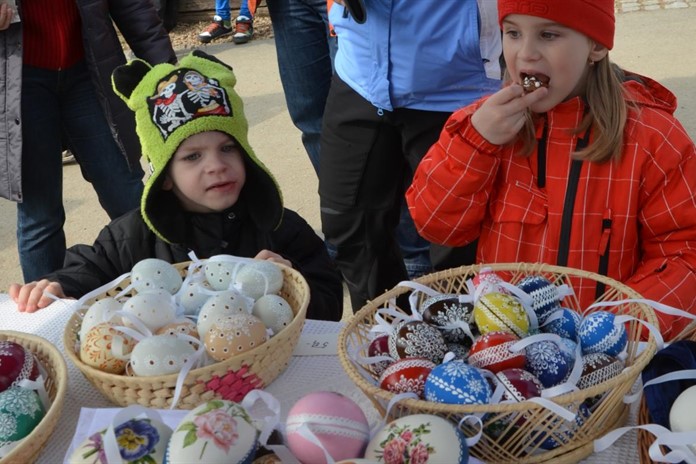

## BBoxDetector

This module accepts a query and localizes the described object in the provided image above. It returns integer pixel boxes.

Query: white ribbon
[369,305,411,335]
[17,375,50,412]
[240,389,282,446]
[457,415,484,447]
[168,334,206,409]
[624,369,696,404]
[594,424,696,463]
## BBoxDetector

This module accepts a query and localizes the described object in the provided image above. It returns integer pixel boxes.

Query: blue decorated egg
[424,360,491,405]
[388,320,447,364]
[542,307,582,341]
[473,292,529,338]
[579,311,627,357]
[525,340,571,388]
[517,275,562,324]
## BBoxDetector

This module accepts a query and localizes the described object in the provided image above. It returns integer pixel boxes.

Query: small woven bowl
[0,331,68,464]
[338,262,659,464]
[63,261,309,409]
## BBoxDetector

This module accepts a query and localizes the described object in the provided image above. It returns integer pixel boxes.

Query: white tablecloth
[0,295,641,463]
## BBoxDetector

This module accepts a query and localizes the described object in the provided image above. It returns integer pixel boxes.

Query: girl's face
[502,14,608,113]
[163,131,246,213]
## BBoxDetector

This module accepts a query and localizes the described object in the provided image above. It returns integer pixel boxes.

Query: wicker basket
[0,331,68,464]
[63,262,309,409]
[338,263,659,464]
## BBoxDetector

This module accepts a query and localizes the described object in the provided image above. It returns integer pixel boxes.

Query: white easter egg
[131,258,182,294]
[252,294,294,335]
[204,255,247,291]
[233,261,283,300]
[177,280,213,316]
[197,290,253,337]
[121,291,176,333]
[79,297,123,341]
[129,335,196,377]
[670,385,696,453]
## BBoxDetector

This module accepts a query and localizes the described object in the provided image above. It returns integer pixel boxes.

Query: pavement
[1,6,695,320]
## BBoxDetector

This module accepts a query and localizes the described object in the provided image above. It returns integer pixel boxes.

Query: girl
[406,0,696,340]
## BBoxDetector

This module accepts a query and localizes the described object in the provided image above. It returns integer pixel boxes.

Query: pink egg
[286,391,370,464]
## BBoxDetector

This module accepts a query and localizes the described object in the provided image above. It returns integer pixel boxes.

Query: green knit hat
[112,50,283,243]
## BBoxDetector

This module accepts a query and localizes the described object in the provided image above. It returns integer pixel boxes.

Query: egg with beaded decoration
[130,258,183,294]
[233,260,284,300]
[525,340,572,388]
[365,414,469,464]
[517,275,563,325]
[0,341,40,393]
[0,387,45,446]
[366,335,393,377]
[467,331,526,374]
[579,311,627,357]
[424,360,492,405]
[378,357,436,398]
[197,289,253,337]
[473,292,529,338]
[177,280,213,316]
[542,307,582,341]
[204,255,246,291]
[121,291,177,333]
[388,320,447,365]
[420,294,475,345]
[252,294,294,335]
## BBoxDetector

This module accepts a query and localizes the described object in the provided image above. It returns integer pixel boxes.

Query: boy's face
[162,131,246,213]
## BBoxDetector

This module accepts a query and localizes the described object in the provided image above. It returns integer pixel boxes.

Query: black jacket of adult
[0,0,177,201]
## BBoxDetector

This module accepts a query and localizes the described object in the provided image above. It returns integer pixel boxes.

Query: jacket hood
[622,71,678,115]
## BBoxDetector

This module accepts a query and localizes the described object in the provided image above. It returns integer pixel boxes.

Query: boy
[10,50,344,322]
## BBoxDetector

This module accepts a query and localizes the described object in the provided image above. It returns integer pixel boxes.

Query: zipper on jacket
[537,121,548,189]
[595,208,613,298]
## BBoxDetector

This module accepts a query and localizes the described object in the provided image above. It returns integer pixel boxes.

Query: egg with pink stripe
[286,391,370,464]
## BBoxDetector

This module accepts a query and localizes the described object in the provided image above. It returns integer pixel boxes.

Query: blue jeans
[216,0,251,20]
[18,62,144,282]
[266,0,337,174]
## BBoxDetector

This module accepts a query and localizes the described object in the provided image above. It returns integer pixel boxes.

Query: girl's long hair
[513,56,630,163]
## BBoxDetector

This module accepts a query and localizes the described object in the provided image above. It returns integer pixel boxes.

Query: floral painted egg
[542,307,582,341]
[378,357,436,398]
[69,416,172,464]
[579,311,627,357]
[155,319,199,343]
[121,291,176,333]
[420,294,475,345]
[0,387,45,446]
[252,294,294,335]
[495,368,544,402]
[204,314,268,361]
[167,400,258,464]
[80,323,135,374]
[79,297,123,341]
[388,320,447,365]
[286,391,370,464]
[130,258,182,294]
[197,290,253,337]
[517,275,562,325]
[578,353,624,390]
[473,292,529,338]
[366,335,392,377]
[525,340,571,388]
[365,414,468,464]
[129,334,196,377]
[233,261,283,300]
[177,280,213,316]
[0,341,40,393]
[204,255,246,291]
[424,360,491,405]
[468,331,525,374]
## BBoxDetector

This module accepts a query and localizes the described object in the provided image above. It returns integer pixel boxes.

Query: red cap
[498,0,615,50]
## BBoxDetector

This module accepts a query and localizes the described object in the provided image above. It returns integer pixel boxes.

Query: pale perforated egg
[233,260,283,300]
[131,258,182,294]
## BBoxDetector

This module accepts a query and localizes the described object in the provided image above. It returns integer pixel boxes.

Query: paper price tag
[293,333,338,356]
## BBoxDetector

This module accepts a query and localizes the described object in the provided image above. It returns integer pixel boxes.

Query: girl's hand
[9,280,67,313]
[254,249,293,268]
[471,84,548,146]
[0,4,13,31]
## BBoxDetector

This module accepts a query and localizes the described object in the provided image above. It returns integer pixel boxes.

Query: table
[0,295,641,463]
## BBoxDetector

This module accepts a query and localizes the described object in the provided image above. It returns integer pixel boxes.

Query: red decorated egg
[0,341,40,393]
[578,353,624,390]
[378,357,436,398]
[473,292,529,338]
[468,331,525,374]
[495,368,544,402]
[388,320,447,364]
[367,335,392,377]
[420,294,475,345]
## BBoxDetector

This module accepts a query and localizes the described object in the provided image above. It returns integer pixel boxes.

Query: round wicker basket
[338,263,659,464]
[63,262,309,409]
[0,331,68,464]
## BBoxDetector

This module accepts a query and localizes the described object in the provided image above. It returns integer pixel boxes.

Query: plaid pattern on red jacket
[407,74,696,340]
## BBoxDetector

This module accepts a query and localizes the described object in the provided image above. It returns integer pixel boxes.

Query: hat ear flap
[191,49,234,72]
[112,59,153,104]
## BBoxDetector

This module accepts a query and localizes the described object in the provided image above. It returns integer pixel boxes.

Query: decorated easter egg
[388,320,447,364]
[670,385,696,453]
[167,400,258,464]
[121,291,176,333]
[252,294,294,335]
[130,335,197,377]
[424,360,491,405]
[131,258,182,294]
[378,357,436,398]
[467,331,525,373]
[69,416,172,464]
[579,311,627,357]
[542,307,582,341]
[204,255,247,291]
[473,268,508,296]
[366,335,392,377]
[233,261,283,300]
[473,292,529,338]
[445,342,470,361]
[286,391,370,464]
[517,275,562,324]
[197,290,253,336]
[177,280,213,316]
[420,294,475,345]
[204,314,268,361]
[578,353,624,390]
[365,414,468,464]
[155,319,199,343]
[79,297,123,341]
[0,387,45,445]
[496,368,544,402]
[80,323,135,374]
[0,341,40,393]
[525,340,571,388]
